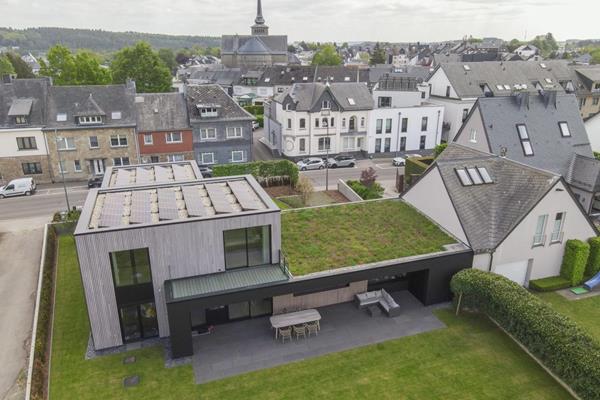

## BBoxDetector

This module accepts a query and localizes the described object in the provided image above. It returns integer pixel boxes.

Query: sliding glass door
[224,225,271,269]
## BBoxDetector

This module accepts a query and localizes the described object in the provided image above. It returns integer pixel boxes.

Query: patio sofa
[354,289,401,317]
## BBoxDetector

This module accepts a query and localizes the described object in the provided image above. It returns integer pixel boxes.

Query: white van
[0,177,36,198]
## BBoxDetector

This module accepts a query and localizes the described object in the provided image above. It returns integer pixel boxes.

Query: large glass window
[110,248,152,287]
[224,226,271,269]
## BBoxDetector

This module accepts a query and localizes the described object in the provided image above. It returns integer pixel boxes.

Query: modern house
[44,82,138,180]
[368,76,444,155]
[220,0,288,68]
[0,77,52,184]
[75,168,472,359]
[185,84,255,166]
[454,92,600,214]
[135,93,194,164]
[403,144,598,285]
[264,82,373,157]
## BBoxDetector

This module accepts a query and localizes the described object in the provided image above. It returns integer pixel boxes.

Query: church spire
[255,0,265,25]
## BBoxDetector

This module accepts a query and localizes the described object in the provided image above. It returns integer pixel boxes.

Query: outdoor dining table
[270,309,321,339]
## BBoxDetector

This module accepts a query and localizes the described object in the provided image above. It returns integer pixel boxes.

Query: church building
[221,0,288,68]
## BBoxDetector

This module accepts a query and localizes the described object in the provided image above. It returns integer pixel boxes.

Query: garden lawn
[277,191,339,209]
[50,235,569,400]
[282,199,455,275]
[536,291,600,342]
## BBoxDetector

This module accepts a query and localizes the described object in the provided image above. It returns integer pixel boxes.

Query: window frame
[223,226,272,270]
[143,134,153,145]
[201,152,215,165]
[167,154,185,162]
[16,136,37,150]
[533,214,548,247]
[73,159,82,172]
[89,136,99,149]
[113,157,130,167]
[21,162,42,175]
[385,118,392,134]
[550,212,566,244]
[376,119,383,134]
[200,128,217,141]
[318,137,331,151]
[166,131,183,143]
[421,117,428,132]
[110,134,128,148]
[558,122,571,138]
[231,150,245,163]
[401,118,408,133]
[226,127,243,139]
[57,137,76,151]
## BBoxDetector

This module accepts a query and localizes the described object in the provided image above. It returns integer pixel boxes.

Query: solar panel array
[205,184,234,214]
[129,191,153,224]
[157,188,179,220]
[135,167,153,185]
[99,192,125,227]
[172,164,189,181]
[181,186,208,217]
[228,181,263,210]
[155,166,171,183]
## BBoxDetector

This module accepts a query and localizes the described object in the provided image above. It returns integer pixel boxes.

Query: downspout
[487,250,495,272]
[42,129,54,183]
[435,110,441,145]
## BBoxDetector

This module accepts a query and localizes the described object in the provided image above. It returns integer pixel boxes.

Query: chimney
[514,91,530,110]
[542,89,558,109]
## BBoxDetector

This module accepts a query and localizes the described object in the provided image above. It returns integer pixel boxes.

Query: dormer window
[322,100,331,110]
[199,107,218,118]
[56,113,67,122]
[15,116,28,125]
[285,103,292,111]
[78,115,103,125]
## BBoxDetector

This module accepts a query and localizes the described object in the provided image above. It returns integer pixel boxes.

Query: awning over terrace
[165,265,290,303]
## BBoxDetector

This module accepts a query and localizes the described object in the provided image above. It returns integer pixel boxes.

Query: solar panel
[99,192,125,227]
[182,186,207,217]
[205,184,234,214]
[136,167,152,184]
[228,180,263,210]
[130,191,151,224]
[154,166,171,182]
[130,210,153,224]
[157,188,179,220]
[172,164,189,181]
[115,169,131,186]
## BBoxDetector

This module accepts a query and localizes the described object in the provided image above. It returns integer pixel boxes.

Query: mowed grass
[50,235,569,400]
[536,291,600,342]
[282,200,456,275]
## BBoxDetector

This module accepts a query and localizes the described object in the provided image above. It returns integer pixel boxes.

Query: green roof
[166,265,289,302]
[281,200,456,276]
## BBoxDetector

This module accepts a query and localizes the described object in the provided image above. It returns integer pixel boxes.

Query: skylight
[456,167,494,186]
[517,124,529,140]
[56,113,67,122]
[503,84,511,90]
[463,65,471,71]
[111,111,122,120]
[559,121,571,137]
[456,169,473,186]
[303,77,308,81]
[545,78,552,84]
[467,168,483,184]
[347,98,356,105]
[496,84,504,90]
[344,77,351,81]
[517,124,533,156]
[540,63,547,69]
[264,78,271,82]
[477,167,493,183]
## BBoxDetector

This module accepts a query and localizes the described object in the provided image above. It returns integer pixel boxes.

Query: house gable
[454,102,492,153]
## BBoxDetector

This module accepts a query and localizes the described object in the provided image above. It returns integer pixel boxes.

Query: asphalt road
[0,185,89,222]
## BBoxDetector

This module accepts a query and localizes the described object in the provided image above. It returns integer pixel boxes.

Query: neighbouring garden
[48,235,570,400]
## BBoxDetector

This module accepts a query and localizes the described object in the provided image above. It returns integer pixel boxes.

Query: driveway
[0,224,43,400]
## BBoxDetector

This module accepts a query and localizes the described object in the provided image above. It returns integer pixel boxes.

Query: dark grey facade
[191,119,254,166]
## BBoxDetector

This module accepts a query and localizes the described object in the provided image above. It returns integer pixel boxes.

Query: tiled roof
[221,35,287,55]
[0,78,50,128]
[185,84,255,121]
[258,65,369,86]
[135,93,190,132]
[274,82,373,111]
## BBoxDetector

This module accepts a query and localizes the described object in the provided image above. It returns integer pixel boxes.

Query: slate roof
[135,93,190,132]
[433,144,561,251]
[434,60,577,98]
[274,82,373,111]
[45,84,136,129]
[185,84,255,121]
[7,98,33,116]
[457,93,595,183]
[0,78,50,128]
[368,65,432,85]
[258,65,370,86]
[188,69,243,87]
[567,154,600,193]
[221,35,287,55]
[574,67,600,89]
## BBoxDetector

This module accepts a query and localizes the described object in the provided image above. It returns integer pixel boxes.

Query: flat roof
[75,174,279,235]
[101,161,202,188]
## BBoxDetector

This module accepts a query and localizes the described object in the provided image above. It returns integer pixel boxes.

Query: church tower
[251,0,269,36]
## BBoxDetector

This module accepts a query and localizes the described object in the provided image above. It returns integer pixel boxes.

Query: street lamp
[321,110,331,191]
[55,133,71,213]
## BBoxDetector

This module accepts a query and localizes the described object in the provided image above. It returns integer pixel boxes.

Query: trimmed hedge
[451,269,600,400]
[529,276,571,292]
[560,239,590,286]
[212,160,299,186]
[404,156,434,187]
[255,114,264,127]
[586,237,600,277]
[243,105,264,115]
[346,180,384,200]
[31,225,57,400]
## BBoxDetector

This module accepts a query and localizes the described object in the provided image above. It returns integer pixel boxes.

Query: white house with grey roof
[265,82,373,157]
[454,92,600,214]
[403,144,598,286]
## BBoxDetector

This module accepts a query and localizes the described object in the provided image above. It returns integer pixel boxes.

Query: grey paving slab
[192,291,446,384]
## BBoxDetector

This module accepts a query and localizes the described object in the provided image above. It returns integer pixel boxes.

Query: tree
[5,52,34,78]
[434,143,448,158]
[175,49,192,65]
[287,45,296,54]
[0,54,15,76]
[369,42,386,66]
[39,45,110,85]
[311,44,342,66]
[507,38,522,52]
[295,175,314,205]
[360,167,378,187]
[111,42,172,93]
[158,48,177,74]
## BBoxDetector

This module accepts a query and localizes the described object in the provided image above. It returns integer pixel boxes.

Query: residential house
[21,53,41,75]
[0,77,51,184]
[265,82,373,158]
[454,92,600,214]
[135,93,194,164]
[573,66,600,119]
[220,0,288,68]
[514,44,539,59]
[403,144,597,285]
[368,76,444,155]
[185,84,255,166]
[44,82,138,180]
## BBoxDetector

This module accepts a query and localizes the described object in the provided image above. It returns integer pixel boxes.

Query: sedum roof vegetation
[282,200,455,276]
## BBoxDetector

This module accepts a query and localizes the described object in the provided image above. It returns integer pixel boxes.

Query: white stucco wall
[0,127,49,157]
[453,106,491,153]
[585,113,600,152]
[428,97,476,142]
[402,166,469,245]
[492,181,597,280]
[427,68,459,99]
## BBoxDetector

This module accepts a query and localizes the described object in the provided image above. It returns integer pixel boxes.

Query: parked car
[252,121,260,131]
[326,155,356,168]
[392,157,406,166]
[297,158,325,171]
[198,165,213,178]
[87,175,104,188]
[0,177,36,198]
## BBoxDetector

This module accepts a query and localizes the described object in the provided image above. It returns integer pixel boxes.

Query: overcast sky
[1,0,599,43]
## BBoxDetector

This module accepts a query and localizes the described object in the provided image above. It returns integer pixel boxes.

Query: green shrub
[586,237,600,277]
[256,114,264,127]
[212,160,299,186]
[244,105,264,115]
[434,143,447,158]
[346,180,384,200]
[404,156,434,187]
[560,239,590,286]
[451,269,600,400]
[529,276,571,292]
